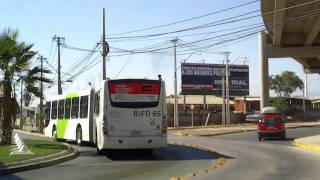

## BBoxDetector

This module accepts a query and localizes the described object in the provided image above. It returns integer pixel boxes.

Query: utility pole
[222,75,225,125]
[37,56,46,132]
[53,35,65,95]
[102,8,109,80]
[172,38,179,128]
[225,52,231,125]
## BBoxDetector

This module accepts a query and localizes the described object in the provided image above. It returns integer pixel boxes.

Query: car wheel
[76,127,83,146]
[258,136,262,141]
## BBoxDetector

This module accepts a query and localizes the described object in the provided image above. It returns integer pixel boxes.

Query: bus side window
[80,96,88,118]
[65,98,71,119]
[45,101,51,127]
[94,91,100,115]
[58,99,65,119]
[71,97,79,118]
[51,101,58,119]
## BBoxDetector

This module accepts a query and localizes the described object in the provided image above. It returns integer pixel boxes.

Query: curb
[293,139,320,152]
[175,124,320,137]
[168,141,227,180]
[0,142,79,175]
[14,129,48,138]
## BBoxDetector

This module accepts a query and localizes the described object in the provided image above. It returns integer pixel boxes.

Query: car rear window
[260,115,284,124]
[261,118,277,124]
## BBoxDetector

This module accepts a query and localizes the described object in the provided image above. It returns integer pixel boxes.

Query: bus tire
[76,126,83,146]
[97,148,105,155]
[52,126,58,141]
[143,149,154,155]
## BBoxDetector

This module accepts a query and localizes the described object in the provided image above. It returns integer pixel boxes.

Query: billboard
[181,63,249,96]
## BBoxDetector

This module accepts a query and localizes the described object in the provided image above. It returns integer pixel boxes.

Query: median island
[0,140,67,164]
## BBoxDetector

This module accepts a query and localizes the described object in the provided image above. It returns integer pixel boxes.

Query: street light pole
[222,75,225,125]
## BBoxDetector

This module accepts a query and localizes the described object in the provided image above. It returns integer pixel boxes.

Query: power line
[108,10,261,40]
[108,0,260,36]
[107,0,320,40]
[114,54,134,78]
[47,39,54,64]
[108,22,265,43]
[62,44,100,77]
[67,54,101,81]
[109,7,320,56]
[62,43,100,52]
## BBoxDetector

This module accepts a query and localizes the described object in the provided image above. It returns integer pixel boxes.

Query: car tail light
[258,123,267,130]
[276,123,284,130]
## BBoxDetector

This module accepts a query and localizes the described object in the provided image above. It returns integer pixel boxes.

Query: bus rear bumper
[104,136,167,149]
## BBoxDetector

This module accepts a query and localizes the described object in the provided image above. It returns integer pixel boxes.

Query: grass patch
[0,140,67,164]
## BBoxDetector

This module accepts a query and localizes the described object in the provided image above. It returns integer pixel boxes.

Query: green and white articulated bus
[44,78,167,154]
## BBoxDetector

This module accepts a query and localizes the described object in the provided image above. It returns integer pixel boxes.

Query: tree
[270,71,303,98]
[269,71,303,112]
[0,28,51,145]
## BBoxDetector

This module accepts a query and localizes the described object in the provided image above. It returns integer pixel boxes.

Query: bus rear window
[108,80,161,108]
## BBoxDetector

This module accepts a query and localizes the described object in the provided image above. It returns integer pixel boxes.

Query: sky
[0,0,319,106]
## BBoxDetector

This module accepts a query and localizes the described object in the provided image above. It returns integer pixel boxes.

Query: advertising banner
[181,63,249,96]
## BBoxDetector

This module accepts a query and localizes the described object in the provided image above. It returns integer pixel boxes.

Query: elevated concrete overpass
[259,0,320,109]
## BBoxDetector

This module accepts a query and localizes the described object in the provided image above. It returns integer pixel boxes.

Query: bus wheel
[97,148,105,155]
[52,127,58,141]
[76,127,83,146]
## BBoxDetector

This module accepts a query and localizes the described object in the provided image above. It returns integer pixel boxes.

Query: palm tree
[0,28,51,145]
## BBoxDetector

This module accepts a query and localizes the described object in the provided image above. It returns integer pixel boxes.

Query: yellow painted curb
[293,139,320,152]
[168,141,227,180]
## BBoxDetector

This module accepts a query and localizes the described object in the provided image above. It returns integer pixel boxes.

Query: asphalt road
[2,126,320,180]
[1,132,222,180]
[170,126,320,180]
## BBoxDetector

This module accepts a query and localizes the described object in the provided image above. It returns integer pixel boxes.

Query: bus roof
[46,89,91,102]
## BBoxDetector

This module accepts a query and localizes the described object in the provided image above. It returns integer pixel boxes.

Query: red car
[257,113,286,141]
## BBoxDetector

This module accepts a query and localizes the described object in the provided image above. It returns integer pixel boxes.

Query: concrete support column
[259,32,270,110]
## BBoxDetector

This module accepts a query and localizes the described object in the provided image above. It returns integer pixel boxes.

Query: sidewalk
[293,135,320,152]
[169,121,320,136]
